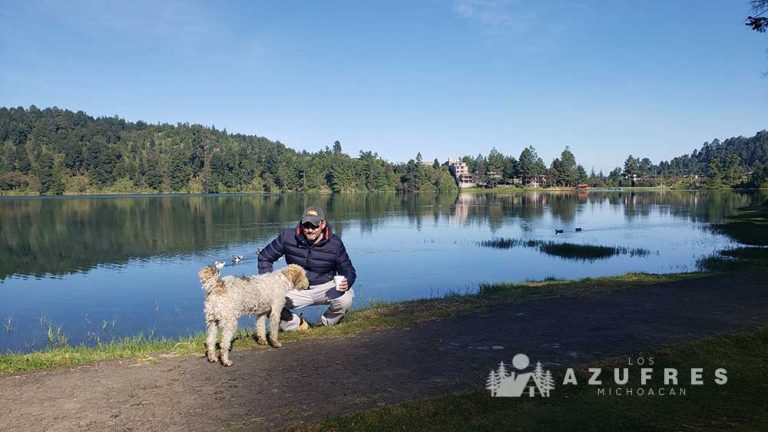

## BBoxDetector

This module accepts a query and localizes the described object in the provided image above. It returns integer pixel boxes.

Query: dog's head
[198,265,220,284]
[281,264,310,290]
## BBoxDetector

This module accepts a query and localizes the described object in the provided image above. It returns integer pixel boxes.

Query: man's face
[301,220,326,243]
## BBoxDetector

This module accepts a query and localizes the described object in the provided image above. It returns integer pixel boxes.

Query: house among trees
[524,175,547,188]
[447,158,476,188]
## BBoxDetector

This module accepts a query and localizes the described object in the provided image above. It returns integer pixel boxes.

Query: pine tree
[497,361,508,379]
[543,370,556,397]
[144,153,164,191]
[624,155,640,184]
[706,158,725,189]
[558,147,577,186]
[14,145,31,174]
[532,361,545,391]
[519,146,536,181]
[168,150,191,191]
[486,370,499,396]
[36,151,55,194]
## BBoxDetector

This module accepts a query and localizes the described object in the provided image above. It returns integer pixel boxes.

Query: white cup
[334,275,347,291]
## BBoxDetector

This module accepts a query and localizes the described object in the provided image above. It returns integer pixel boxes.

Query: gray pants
[280,280,355,331]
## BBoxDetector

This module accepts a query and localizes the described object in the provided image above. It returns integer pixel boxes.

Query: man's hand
[336,278,349,291]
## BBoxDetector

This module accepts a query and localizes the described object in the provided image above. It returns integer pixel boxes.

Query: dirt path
[1,270,767,431]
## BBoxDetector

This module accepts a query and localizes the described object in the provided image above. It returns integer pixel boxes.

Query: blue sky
[1,0,766,172]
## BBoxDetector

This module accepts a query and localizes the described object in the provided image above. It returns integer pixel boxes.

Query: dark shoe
[280,306,294,322]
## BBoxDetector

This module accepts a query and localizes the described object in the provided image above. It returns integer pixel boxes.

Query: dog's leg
[256,314,267,345]
[219,319,237,366]
[205,320,219,363]
[268,305,283,348]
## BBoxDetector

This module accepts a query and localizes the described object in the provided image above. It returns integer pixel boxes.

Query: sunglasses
[302,222,320,230]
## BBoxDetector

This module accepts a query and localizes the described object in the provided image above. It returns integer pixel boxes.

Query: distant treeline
[0,106,457,195]
[453,132,768,189]
[1,106,766,195]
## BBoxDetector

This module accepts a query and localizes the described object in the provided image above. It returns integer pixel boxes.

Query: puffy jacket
[257,223,357,287]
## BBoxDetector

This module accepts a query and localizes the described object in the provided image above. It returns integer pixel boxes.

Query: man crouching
[257,206,357,331]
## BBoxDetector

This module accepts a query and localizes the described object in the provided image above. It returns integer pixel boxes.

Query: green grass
[0,271,705,375]
[539,243,650,260]
[479,238,651,261]
[0,334,209,374]
[291,325,768,432]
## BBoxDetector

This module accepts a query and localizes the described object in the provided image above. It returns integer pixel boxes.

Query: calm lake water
[0,190,764,353]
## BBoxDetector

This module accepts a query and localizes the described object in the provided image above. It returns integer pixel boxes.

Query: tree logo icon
[487,354,555,398]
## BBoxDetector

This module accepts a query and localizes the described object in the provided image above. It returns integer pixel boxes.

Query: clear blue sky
[1,0,766,172]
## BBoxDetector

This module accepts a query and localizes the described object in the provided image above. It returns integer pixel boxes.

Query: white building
[447,159,476,188]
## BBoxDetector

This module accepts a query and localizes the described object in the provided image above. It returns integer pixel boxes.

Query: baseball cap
[301,206,325,226]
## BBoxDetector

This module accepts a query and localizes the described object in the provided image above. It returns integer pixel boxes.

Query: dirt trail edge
[1,270,767,432]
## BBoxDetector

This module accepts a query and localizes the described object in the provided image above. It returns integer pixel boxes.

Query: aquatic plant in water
[478,238,651,261]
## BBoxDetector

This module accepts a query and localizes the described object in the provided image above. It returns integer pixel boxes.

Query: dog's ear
[282,265,307,287]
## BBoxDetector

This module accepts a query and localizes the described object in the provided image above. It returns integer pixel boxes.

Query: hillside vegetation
[0,106,456,195]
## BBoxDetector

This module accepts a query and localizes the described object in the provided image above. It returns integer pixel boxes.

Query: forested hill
[1,106,766,195]
[662,132,768,175]
[0,106,457,195]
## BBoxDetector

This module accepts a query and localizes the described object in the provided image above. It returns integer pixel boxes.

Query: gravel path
[1,270,767,431]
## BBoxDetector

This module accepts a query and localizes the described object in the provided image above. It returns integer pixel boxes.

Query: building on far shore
[446,159,476,188]
[524,175,547,188]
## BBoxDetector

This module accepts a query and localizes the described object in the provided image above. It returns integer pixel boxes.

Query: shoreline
[0,271,713,374]
[2,186,767,198]
[2,197,765,374]
[3,268,767,431]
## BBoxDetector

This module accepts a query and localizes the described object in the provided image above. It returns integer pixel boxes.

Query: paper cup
[334,275,347,291]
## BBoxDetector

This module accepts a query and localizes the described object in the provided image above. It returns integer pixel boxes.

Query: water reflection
[447,190,761,228]
[0,191,763,280]
[0,190,765,353]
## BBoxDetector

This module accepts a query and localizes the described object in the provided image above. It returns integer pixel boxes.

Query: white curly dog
[199,263,309,366]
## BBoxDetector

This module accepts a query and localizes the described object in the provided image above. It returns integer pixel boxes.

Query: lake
[0,190,764,353]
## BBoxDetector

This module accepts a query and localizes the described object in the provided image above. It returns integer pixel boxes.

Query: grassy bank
[292,325,768,432]
[0,272,705,375]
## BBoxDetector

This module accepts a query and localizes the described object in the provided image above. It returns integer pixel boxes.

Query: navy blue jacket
[257,224,357,288]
